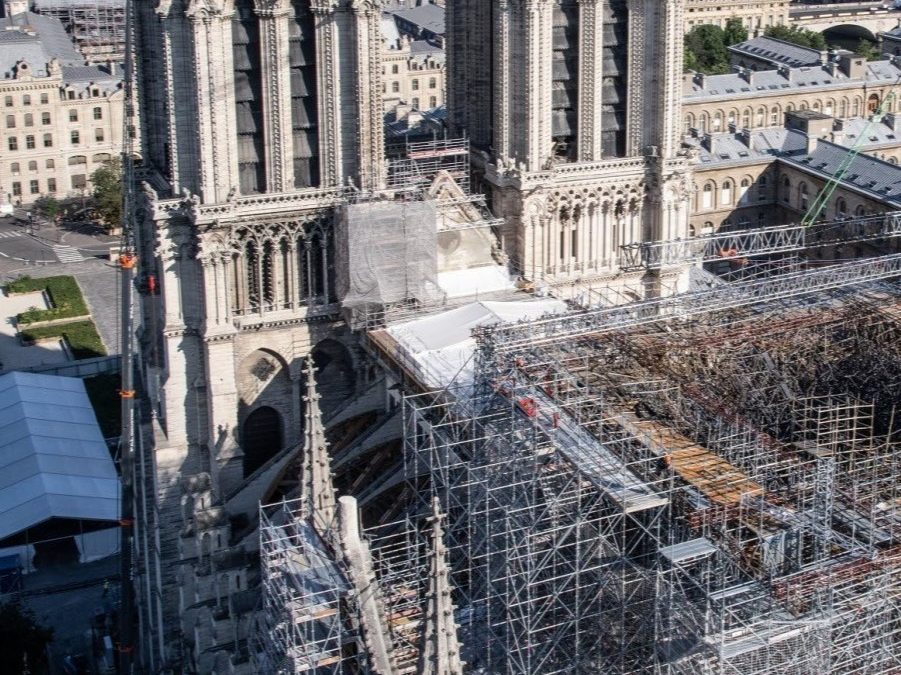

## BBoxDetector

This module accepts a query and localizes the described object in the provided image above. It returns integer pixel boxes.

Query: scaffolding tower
[402,266,901,673]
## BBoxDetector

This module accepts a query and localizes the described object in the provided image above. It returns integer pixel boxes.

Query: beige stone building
[0,8,130,206]
[381,23,445,115]
[683,53,901,136]
[684,0,789,33]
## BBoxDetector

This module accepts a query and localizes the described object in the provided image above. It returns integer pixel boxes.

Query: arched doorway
[242,406,283,476]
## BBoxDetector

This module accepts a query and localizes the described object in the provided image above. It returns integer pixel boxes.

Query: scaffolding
[255,498,432,674]
[34,0,126,64]
[402,265,901,673]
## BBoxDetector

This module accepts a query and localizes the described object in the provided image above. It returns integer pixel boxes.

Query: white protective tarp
[0,371,120,542]
[386,298,567,389]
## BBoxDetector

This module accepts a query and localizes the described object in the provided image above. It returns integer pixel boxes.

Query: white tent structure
[0,371,120,569]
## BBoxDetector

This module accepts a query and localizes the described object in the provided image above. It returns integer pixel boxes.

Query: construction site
[251,203,901,673]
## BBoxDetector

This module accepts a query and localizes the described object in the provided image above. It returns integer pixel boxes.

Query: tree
[764,25,826,51]
[854,38,880,61]
[90,158,123,231]
[32,195,60,221]
[0,601,53,674]
[723,18,748,48]
[684,24,730,75]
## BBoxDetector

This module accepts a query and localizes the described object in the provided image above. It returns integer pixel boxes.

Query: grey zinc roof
[784,142,901,206]
[693,128,808,167]
[0,371,120,543]
[60,64,121,93]
[390,4,445,35]
[729,36,823,68]
[0,11,82,78]
[684,59,901,101]
[380,13,401,44]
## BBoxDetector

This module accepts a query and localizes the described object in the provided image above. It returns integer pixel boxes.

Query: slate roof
[0,10,82,78]
[390,4,445,36]
[684,60,901,102]
[729,36,823,68]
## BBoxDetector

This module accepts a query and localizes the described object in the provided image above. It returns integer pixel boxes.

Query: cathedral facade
[130,1,694,671]
[132,0,385,669]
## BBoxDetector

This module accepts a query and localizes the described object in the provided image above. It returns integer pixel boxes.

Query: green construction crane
[801,77,901,227]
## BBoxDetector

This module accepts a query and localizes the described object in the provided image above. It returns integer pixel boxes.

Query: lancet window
[226,220,333,316]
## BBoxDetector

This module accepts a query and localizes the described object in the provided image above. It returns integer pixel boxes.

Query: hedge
[6,275,89,325]
[19,320,107,360]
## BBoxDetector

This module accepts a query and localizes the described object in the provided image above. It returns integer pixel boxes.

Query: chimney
[778,64,792,81]
[739,127,753,147]
[806,133,819,154]
[885,112,901,133]
[694,72,707,88]
[701,133,713,152]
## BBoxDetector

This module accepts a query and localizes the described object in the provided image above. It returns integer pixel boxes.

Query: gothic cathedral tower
[447,0,693,292]
[132,0,384,668]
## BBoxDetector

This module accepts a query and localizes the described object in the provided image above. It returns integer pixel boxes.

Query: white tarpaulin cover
[0,371,120,542]
[387,298,567,389]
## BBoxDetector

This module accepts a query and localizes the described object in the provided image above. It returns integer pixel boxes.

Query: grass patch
[83,373,121,439]
[5,275,89,325]
[19,320,106,359]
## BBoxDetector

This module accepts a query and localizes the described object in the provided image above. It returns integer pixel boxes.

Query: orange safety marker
[119,253,137,269]
[118,389,136,399]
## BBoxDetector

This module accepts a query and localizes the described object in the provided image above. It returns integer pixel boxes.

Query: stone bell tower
[448,0,693,291]
[131,0,385,669]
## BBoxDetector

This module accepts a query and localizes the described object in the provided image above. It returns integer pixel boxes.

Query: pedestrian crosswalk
[52,244,86,263]
[0,230,23,239]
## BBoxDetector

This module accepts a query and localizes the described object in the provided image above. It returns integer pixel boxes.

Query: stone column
[312,3,340,187]
[521,0,553,170]
[577,0,603,161]
[625,0,646,157]
[185,3,240,202]
[255,0,294,193]
[349,2,386,190]
[493,0,512,161]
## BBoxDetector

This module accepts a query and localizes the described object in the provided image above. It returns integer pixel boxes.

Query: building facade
[683,0,789,33]
[381,31,445,115]
[0,8,129,206]
[447,0,693,292]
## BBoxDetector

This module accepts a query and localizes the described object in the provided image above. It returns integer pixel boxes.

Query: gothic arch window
[798,182,809,210]
[836,197,847,218]
[758,174,768,201]
[702,182,714,209]
[755,107,765,127]
[855,204,866,217]
[713,111,723,131]
[742,108,751,129]
[242,406,283,477]
[840,98,849,118]
[812,101,821,113]
[686,113,695,133]
[799,101,809,111]
[770,106,781,125]
[868,93,880,115]
[853,97,862,117]
[825,99,835,116]
[699,113,708,134]
[739,177,751,204]
[727,109,737,127]
[781,176,791,203]
[721,180,733,205]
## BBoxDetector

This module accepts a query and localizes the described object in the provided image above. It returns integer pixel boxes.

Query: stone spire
[300,358,337,532]
[418,497,464,675]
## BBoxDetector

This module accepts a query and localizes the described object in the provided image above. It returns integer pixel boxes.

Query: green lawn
[83,373,122,439]
[5,275,89,325]
[19,320,106,359]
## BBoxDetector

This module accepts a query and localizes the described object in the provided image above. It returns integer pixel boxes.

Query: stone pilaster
[625,0,647,157]
[577,0,603,161]
[255,0,295,193]
[185,0,240,203]
[350,0,386,191]
[521,0,553,171]
[312,2,341,187]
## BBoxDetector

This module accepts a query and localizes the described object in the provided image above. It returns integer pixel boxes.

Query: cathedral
[129,0,693,670]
